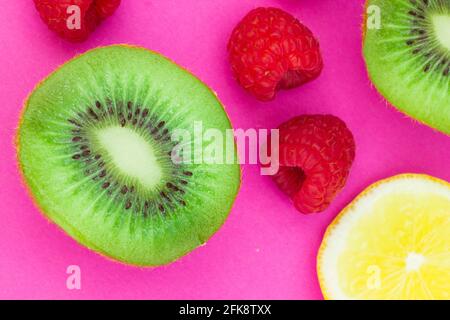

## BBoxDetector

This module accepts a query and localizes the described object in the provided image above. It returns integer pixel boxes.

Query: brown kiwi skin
[16,44,242,267]
[362,0,368,42]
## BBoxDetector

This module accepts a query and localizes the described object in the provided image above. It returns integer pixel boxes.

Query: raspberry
[34,0,120,42]
[94,0,121,19]
[270,115,355,214]
[227,7,323,101]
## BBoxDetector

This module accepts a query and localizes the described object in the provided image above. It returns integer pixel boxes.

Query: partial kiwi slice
[17,45,241,266]
[363,0,450,135]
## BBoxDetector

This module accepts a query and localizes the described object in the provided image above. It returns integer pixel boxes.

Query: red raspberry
[94,0,121,19]
[34,0,121,42]
[269,115,355,214]
[227,7,323,101]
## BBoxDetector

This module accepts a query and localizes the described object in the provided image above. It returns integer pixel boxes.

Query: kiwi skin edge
[15,44,242,267]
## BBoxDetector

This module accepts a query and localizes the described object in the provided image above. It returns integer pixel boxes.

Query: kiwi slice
[363,0,450,135]
[17,45,241,266]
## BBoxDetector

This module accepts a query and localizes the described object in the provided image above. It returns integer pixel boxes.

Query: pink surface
[1,0,449,300]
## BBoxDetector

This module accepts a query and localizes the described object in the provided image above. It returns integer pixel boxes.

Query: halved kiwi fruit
[17,45,241,266]
[363,0,450,135]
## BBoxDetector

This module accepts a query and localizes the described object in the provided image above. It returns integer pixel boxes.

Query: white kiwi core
[95,126,163,189]
[432,14,450,51]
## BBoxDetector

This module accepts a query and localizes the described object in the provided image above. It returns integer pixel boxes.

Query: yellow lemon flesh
[318,174,450,300]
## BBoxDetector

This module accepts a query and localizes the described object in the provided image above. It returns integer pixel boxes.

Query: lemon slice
[317,174,450,300]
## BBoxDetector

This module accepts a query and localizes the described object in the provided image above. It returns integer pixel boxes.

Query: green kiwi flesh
[363,0,450,135]
[17,45,241,266]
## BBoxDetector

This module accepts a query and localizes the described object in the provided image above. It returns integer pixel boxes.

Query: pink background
[1,0,449,300]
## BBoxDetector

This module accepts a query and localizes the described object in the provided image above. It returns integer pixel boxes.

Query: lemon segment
[317,174,450,300]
